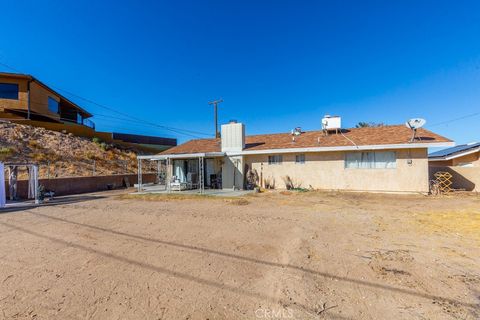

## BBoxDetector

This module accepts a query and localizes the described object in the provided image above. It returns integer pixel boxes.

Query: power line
[0,61,22,73]
[427,112,480,128]
[0,61,213,138]
[52,86,211,138]
[11,97,202,138]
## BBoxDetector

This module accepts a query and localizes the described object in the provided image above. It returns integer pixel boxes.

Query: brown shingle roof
[160,125,452,155]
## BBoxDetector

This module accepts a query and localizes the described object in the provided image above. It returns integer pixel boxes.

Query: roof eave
[429,147,480,161]
[138,152,225,160]
[31,77,93,118]
[144,141,454,158]
[227,141,455,156]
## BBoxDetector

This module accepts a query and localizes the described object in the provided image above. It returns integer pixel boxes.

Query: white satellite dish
[405,118,426,142]
[405,118,426,129]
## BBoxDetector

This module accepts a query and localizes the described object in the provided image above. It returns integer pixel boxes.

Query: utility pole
[208,99,223,138]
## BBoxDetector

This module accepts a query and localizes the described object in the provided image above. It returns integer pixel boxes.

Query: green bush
[92,137,101,144]
[99,142,108,151]
[0,147,13,161]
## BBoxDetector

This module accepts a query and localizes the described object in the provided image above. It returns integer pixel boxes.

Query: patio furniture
[210,174,222,189]
[169,176,188,191]
[187,172,198,189]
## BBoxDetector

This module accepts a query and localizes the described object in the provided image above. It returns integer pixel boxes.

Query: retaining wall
[5,174,156,199]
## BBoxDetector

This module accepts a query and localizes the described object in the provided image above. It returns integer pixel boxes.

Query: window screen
[268,155,283,165]
[0,83,19,100]
[295,154,305,164]
[345,151,396,169]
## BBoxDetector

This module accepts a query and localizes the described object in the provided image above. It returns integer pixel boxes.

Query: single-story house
[429,142,480,167]
[429,142,480,192]
[139,119,453,193]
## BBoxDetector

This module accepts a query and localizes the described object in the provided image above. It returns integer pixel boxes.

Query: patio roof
[137,152,225,160]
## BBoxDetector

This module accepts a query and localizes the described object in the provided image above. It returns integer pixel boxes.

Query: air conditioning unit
[322,115,341,131]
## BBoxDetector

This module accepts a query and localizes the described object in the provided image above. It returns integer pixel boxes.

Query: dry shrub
[31,151,61,163]
[0,147,14,161]
[227,198,250,206]
[127,152,137,161]
[245,165,259,189]
[264,177,275,189]
[85,151,97,160]
[31,152,48,162]
[282,175,302,190]
[106,150,116,161]
[28,140,41,149]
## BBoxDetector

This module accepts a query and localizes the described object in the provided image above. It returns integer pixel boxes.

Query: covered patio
[137,152,225,194]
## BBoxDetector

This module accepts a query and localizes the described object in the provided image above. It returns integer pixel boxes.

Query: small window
[77,113,83,124]
[268,155,283,165]
[48,97,59,114]
[345,151,396,169]
[0,83,19,100]
[295,154,305,164]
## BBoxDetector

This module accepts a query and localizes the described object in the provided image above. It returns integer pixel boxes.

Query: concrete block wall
[5,173,156,199]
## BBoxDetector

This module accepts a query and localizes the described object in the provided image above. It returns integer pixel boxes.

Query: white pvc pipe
[0,163,5,208]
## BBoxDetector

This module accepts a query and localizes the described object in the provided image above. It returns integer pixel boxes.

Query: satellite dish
[405,118,426,129]
[405,118,426,142]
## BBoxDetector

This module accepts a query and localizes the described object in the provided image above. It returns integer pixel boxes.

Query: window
[295,154,305,164]
[345,151,396,169]
[268,155,283,165]
[48,97,59,114]
[457,162,473,167]
[77,113,83,124]
[0,83,19,100]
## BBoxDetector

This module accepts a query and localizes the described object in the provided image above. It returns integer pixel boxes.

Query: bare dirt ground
[0,190,479,319]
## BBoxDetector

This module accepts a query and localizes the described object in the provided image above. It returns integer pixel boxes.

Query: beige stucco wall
[222,156,244,189]
[0,76,28,113]
[244,148,429,193]
[429,166,479,192]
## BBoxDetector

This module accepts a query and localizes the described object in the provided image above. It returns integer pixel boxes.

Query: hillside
[0,121,142,178]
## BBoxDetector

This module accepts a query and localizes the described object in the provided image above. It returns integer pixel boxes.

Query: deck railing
[82,118,95,130]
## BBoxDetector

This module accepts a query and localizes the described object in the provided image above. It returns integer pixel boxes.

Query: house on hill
[0,72,95,133]
[0,72,176,152]
[139,118,453,193]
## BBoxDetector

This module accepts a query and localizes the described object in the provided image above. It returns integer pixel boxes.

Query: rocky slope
[0,121,140,178]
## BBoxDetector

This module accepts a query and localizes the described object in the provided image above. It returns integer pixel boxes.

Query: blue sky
[1,0,479,145]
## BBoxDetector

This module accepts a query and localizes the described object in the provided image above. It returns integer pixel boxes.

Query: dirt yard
[0,190,479,319]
